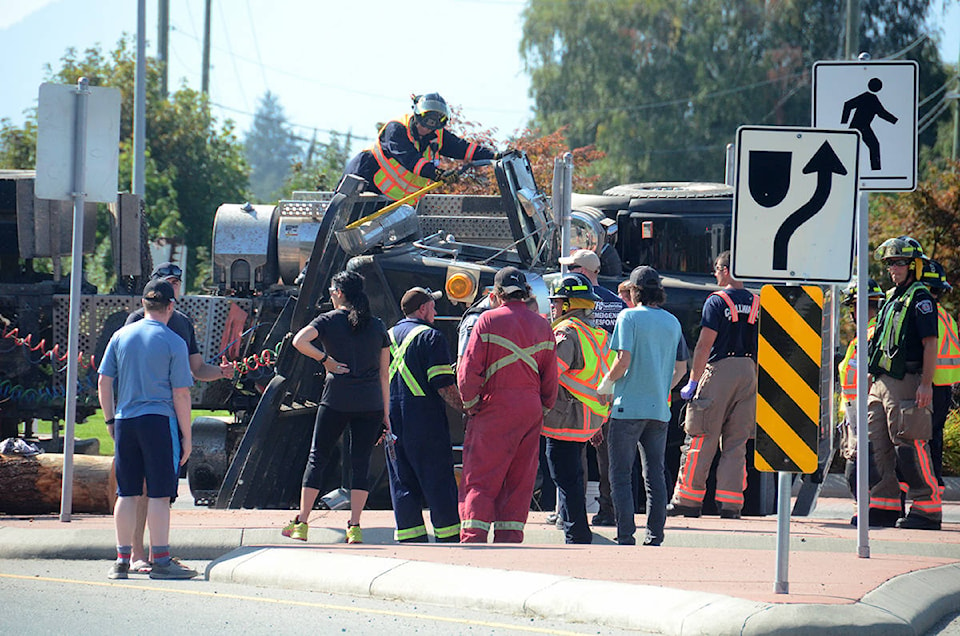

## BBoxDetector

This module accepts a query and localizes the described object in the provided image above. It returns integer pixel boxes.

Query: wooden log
[0,453,116,514]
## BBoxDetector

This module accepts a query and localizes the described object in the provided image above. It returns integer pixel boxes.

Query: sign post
[814,58,919,558]
[36,79,121,522]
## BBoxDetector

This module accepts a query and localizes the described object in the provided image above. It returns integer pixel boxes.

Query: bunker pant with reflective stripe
[867,373,942,520]
[672,357,756,513]
[459,388,543,543]
[386,429,460,543]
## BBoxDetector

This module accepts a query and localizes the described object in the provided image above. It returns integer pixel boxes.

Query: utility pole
[133,0,146,196]
[158,0,169,97]
[201,0,212,95]
[953,39,959,163]
[844,0,860,60]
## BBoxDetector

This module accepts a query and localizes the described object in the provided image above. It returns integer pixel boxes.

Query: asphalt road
[0,558,641,635]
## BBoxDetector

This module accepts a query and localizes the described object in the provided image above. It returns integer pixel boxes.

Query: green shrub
[944,409,960,477]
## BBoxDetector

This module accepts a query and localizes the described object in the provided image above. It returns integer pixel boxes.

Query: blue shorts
[114,413,181,498]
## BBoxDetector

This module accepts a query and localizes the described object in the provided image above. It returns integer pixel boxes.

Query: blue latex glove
[680,379,698,401]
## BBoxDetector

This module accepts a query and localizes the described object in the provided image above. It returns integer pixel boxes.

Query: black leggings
[302,404,383,491]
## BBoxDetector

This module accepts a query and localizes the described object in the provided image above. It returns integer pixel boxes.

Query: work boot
[895,514,941,531]
[666,503,701,518]
[850,508,899,528]
[719,508,741,520]
[591,512,615,527]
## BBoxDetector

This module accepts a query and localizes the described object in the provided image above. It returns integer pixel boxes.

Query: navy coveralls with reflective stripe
[387,318,460,542]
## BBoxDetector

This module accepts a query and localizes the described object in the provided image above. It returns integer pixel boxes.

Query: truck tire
[603,182,733,199]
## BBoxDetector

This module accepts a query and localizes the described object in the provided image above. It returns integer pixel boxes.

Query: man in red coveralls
[457,267,558,543]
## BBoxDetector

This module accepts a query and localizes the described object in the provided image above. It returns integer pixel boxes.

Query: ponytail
[331,270,371,330]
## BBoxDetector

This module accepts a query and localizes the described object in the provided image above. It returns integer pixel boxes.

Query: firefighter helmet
[873,236,924,261]
[548,272,602,302]
[411,93,449,131]
[921,258,952,293]
[841,278,884,306]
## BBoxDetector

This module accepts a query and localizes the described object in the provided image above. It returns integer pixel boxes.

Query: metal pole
[201,0,212,95]
[774,471,791,594]
[844,0,860,60]
[158,0,170,97]
[855,189,870,557]
[133,0,147,195]
[953,39,959,163]
[60,77,91,523]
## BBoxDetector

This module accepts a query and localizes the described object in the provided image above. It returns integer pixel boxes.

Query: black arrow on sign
[772,141,847,271]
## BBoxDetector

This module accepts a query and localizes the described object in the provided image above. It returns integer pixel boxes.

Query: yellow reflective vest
[543,316,615,442]
[839,316,877,402]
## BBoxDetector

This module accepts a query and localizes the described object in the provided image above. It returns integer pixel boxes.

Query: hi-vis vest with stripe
[370,114,443,202]
[839,316,877,401]
[543,317,616,442]
[934,306,960,385]
[388,323,439,396]
[869,281,928,379]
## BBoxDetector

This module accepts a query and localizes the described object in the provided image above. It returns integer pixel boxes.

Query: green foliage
[0,37,249,294]
[520,0,949,189]
[0,117,37,168]
[246,91,303,202]
[945,406,960,477]
[282,132,354,195]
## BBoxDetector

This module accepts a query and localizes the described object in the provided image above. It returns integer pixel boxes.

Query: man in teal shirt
[597,266,687,546]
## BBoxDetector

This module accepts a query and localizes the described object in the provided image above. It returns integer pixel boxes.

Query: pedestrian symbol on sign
[840,78,898,170]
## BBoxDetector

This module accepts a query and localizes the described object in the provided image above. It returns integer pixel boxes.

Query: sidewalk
[2,484,959,634]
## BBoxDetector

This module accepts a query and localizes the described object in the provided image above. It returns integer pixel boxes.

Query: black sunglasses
[155,264,183,278]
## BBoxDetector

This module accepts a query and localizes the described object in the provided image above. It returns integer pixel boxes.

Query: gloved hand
[435,168,459,184]
[493,148,516,160]
[596,374,615,396]
[680,379,698,400]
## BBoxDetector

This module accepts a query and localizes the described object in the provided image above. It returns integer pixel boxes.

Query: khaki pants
[867,374,941,520]
[673,357,757,513]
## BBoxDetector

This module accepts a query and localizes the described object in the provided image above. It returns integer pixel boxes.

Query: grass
[20,410,234,456]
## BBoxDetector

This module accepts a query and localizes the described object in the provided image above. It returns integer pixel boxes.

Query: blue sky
[1,0,957,152]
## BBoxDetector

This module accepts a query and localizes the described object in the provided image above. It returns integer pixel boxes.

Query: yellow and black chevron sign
[755,284,823,473]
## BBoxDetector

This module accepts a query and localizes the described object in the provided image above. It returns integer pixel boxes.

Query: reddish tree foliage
[439,107,605,197]
[871,160,960,317]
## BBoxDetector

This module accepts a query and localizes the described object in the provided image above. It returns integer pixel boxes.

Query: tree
[871,159,960,318]
[245,92,302,202]
[282,131,353,195]
[0,37,249,292]
[520,0,949,190]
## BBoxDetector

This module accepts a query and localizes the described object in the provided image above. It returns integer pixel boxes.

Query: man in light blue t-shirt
[98,279,197,581]
[597,266,688,546]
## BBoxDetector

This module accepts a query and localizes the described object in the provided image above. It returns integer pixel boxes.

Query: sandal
[131,559,152,574]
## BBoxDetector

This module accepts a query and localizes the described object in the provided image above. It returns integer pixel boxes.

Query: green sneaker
[282,518,308,541]
[346,524,363,544]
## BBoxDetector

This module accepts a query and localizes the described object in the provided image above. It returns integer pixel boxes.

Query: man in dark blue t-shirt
[669,250,758,520]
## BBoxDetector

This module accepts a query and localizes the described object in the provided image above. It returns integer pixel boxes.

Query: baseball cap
[629,265,662,290]
[151,262,182,280]
[494,266,528,295]
[558,249,601,274]
[400,287,442,315]
[143,279,176,304]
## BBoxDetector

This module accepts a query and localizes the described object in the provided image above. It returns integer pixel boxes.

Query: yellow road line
[0,572,586,635]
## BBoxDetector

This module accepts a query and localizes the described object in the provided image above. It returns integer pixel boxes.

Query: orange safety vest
[543,317,616,442]
[369,114,444,202]
[839,317,877,401]
[934,306,960,386]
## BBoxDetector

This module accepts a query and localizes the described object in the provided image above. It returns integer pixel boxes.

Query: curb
[205,548,960,635]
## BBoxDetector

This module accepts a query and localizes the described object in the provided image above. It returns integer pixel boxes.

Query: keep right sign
[813,60,918,191]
